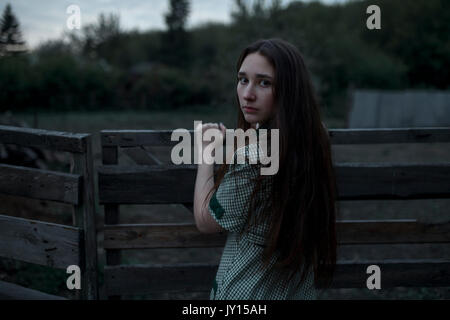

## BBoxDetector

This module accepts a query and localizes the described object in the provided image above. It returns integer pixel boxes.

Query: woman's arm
[193,122,226,234]
[193,162,225,233]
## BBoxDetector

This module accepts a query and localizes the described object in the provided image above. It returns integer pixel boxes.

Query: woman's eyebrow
[238,71,273,79]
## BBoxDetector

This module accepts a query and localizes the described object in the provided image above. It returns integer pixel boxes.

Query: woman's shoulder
[233,143,261,165]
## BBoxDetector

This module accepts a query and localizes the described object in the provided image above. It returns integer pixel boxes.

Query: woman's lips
[243,106,258,113]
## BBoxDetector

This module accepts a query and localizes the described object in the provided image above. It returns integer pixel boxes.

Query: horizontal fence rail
[0,125,89,153]
[0,214,82,269]
[0,164,81,204]
[329,128,450,144]
[97,163,450,204]
[101,128,450,147]
[104,263,217,295]
[102,220,450,250]
[103,259,450,295]
[328,259,450,289]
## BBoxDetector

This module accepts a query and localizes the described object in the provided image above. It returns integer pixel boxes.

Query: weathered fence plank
[102,220,450,249]
[101,128,450,147]
[98,165,196,204]
[336,220,450,244]
[0,164,81,204]
[327,259,450,289]
[337,163,450,200]
[0,214,81,269]
[104,259,450,295]
[104,223,226,249]
[101,130,175,147]
[0,125,88,153]
[122,146,162,165]
[104,263,217,295]
[329,127,450,144]
[97,163,450,204]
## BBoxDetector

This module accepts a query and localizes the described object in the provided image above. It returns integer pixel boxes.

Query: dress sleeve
[208,146,261,233]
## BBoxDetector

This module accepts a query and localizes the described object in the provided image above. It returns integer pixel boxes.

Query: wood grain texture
[104,223,226,249]
[102,220,450,249]
[0,125,88,153]
[98,165,196,204]
[0,163,81,204]
[72,134,99,300]
[336,162,450,200]
[329,127,450,144]
[327,259,450,289]
[104,263,217,295]
[122,146,162,165]
[97,163,450,204]
[103,259,450,295]
[0,214,81,269]
[101,128,450,147]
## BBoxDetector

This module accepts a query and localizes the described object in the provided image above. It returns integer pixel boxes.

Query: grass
[11,106,347,133]
[0,257,76,299]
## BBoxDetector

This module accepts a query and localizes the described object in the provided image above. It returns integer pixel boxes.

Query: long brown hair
[208,38,338,289]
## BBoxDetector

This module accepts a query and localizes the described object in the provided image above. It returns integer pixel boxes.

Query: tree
[231,0,281,22]
[0,3,27,56]
[65,13,121,59]
[230,0,283,42]
[231,0,250,22]
[161,0,191,68]
[165,0,190,32]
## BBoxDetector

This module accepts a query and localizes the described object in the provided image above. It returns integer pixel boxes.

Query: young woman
[193,38,338,300]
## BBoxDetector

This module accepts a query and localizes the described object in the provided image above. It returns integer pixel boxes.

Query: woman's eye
[260,80,271,87]
[238,77,248,84]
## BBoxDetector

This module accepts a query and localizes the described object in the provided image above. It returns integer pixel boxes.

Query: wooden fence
[0,125,98,300]
[1,125,449,299]
[98,127,450,299]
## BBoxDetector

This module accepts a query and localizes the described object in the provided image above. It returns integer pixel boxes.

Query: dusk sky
[4,0,349,49]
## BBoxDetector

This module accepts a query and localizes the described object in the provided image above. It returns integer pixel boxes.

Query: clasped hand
[194,122,227,164]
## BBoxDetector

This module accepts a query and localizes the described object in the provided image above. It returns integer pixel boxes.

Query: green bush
[0,55,35,111]
[129,65,212,109]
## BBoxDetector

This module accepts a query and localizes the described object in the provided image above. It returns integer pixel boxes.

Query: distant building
[348,90,450,128]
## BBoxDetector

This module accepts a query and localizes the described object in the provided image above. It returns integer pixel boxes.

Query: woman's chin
[244,116,259,127]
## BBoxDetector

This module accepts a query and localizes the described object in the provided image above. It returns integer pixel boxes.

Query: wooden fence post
[73,134,99,300]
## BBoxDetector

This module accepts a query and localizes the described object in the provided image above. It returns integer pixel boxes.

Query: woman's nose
[243,84,256,101]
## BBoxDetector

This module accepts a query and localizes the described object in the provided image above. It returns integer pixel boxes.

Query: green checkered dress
[208,144,318,300]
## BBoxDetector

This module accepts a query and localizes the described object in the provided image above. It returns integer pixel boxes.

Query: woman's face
[237,52,275,128]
